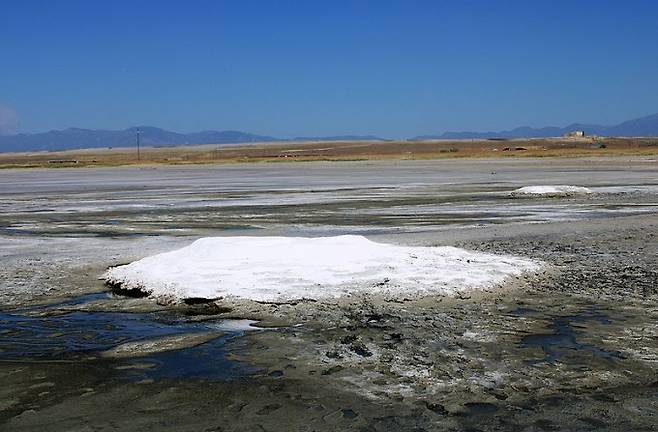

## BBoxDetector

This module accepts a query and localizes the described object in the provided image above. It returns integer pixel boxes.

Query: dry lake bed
[1,157,657,431]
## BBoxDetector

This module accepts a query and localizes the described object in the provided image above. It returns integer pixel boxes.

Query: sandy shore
[1,157,657,431]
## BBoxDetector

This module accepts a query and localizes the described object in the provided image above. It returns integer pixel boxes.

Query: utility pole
[136,128,141,161]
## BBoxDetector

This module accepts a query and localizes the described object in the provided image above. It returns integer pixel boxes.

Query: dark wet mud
[519,308,625,365]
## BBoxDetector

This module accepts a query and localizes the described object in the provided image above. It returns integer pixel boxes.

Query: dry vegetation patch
[1,137,657,168]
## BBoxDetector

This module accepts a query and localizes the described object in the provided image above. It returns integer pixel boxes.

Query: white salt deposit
[510,185,593,197]
[103,236,540,302]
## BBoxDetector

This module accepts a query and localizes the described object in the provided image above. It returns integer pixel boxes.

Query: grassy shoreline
[1,137,657,169]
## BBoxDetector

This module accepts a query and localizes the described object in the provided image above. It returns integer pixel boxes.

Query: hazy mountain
[0,126,389,153]
[412,113,658,140]
[2,113,657,152]
[0,127,277,153]
[606,113,658,136]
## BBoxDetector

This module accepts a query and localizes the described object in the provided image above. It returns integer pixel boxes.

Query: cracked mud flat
[1,158,657,431]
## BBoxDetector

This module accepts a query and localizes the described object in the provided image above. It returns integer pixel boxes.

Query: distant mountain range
[1,113,657,153]
[412,113,658,140]
[0,126,385,153]
[0,127,277,153]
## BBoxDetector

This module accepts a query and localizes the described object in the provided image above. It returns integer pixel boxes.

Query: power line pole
[136,128,141,161]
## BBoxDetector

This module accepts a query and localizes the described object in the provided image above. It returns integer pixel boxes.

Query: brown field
[1,137,658,168]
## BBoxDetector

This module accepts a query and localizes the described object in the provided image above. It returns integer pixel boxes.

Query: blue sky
[1,0,657,138]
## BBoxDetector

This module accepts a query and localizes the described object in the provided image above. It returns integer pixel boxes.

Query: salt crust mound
[510,185,593,197]
[104,236,541,303]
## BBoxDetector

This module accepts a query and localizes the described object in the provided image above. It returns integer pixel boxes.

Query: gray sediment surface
[100,332,226,359]
[1,158,657,431]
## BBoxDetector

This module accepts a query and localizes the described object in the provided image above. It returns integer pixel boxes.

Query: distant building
[564,130,585,138]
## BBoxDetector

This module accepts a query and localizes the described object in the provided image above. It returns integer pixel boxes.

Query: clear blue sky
[1,0,657,138]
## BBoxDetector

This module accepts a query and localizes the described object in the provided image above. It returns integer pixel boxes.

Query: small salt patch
[510,185,593,197]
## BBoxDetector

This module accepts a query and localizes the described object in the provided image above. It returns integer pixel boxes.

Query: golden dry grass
[1,137,657,168]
